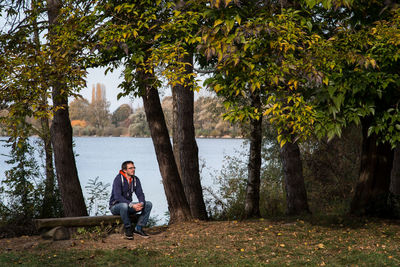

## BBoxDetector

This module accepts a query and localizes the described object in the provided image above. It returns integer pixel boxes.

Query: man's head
[121,160,135,176]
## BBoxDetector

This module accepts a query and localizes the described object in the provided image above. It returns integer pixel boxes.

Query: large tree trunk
[389,146,400,218]
[350,119,394,216]
[140,70,192,224]
[173,53,208,220]
[390,146,400,195]
[50,93,87,217]
[244,93,262,218]
[47,0,87,217]
[280,141,310,215]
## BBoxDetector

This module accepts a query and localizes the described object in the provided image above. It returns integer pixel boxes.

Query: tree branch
[193,67,215,74]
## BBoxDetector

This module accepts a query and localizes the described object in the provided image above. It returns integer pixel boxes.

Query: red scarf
[119,170,132,185]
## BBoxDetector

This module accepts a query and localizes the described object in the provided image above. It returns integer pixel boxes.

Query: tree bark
[172,87,181,177]
[47,0,87,217]
[389,145,400,218]
[280,141,310,215]
[174,53,208,220]
[140,70,192,224]
[350,119,394,216]
[244,93,262,218]
[40,114,59,218]
[390,146,400,195]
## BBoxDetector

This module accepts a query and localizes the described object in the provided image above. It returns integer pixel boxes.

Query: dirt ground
[0,220,239,252]
[0,226,168,252]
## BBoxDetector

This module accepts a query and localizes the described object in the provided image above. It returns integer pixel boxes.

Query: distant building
[91,83,106,103]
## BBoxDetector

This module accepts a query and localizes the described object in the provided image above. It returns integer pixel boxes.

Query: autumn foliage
[71,120,87,127]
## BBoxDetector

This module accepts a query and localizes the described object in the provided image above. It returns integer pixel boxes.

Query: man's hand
[131,203,143,211]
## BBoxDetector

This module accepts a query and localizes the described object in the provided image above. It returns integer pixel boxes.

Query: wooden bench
[34,215,138,241]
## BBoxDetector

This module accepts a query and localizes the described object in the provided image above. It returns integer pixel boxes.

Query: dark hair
[121,160,134,170]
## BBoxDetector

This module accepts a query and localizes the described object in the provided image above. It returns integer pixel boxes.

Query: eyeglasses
[127,167,136,170]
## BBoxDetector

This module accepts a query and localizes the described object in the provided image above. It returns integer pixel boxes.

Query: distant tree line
[68,95,242,138]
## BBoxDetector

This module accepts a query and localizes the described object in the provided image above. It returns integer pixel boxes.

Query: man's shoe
[133,228,150,238]
[125,227,134,240]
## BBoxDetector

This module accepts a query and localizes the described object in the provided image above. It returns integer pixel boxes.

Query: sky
[82,67,143,113]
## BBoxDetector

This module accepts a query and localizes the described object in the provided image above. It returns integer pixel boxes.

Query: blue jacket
[109,173,145,208]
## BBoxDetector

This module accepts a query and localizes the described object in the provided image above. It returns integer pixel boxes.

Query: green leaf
[226,20,234,33]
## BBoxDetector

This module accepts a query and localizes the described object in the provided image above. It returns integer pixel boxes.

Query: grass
[0,216,399,266]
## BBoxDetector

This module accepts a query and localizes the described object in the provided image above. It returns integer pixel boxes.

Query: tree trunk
[390,146,400,195]
[47,0,87,217]
[174,53,208,220]
[172,87,181,177]
[32,1,59,218]
[140,71,192,224]
[280,141,310,215]
[40,114,59,218]
[389,145,400,218]
[244,93,262,218]
[350,119,394,216]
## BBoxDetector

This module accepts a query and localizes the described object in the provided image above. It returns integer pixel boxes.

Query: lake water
[0,137,246,224]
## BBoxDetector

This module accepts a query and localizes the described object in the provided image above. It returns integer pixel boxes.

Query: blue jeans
[110,201,152,229]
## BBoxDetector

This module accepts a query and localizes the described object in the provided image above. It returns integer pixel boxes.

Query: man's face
[124,163,136,176]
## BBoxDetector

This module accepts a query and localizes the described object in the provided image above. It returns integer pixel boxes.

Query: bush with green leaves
[85,177,110,216]
[204,124,363,220]
[302,125,362,215]
[204,125,285,220]
[0,137,62,237]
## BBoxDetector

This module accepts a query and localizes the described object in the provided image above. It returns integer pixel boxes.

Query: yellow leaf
[280,244,285,247]
[240,248,245,252]
[235,15,241,25]
[370,59,377,69]
[279,138,287,147]
[323,76,329,86]
[317,243,325,249]
[214,19,224,27]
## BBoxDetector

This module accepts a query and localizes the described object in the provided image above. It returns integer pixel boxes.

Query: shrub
[204,127,286,220]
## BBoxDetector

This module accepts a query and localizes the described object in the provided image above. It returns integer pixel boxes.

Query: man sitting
[109,160,152,239]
